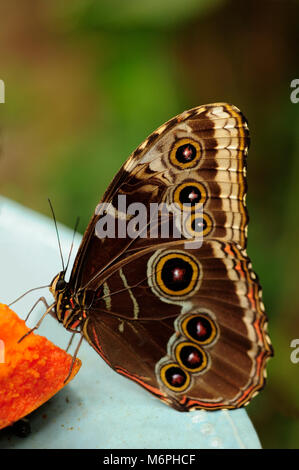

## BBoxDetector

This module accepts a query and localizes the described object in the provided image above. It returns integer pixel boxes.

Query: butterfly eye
[185,212,213,238]
[175,342,208,373]
[56,279,66,291]
[173,182,207,210]
[170,138,202,169]
[154,252,201,298]
[160,363,191,392]
[181,314,218,345]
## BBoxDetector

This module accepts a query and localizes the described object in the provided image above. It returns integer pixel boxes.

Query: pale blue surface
[0,196,261,449]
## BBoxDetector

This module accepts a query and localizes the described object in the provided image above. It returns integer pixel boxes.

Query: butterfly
[46,103,273,411]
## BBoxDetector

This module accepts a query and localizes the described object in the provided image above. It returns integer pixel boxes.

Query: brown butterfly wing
[82,240,272,411]
[68,102,272,410]
[69,103,248,292]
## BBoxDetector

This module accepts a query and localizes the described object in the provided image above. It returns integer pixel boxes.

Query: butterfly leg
[65,330,81,352]
[18,301,56,343]
[25,296,54,322]
[64,334,84,383]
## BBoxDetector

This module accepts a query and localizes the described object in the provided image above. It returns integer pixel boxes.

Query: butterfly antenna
[65,216,80,273]
[48,198,65,272]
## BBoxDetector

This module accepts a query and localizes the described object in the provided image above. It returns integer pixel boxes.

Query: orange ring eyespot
[185,212,213,238]
[175,341,208,373]
[173,181,207,211]
[155,251,201,298]
[181,313,218,346]
[169,138,202,169]
[160,362,191,392]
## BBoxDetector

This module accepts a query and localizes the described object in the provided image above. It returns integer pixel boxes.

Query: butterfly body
[49,103,273,411]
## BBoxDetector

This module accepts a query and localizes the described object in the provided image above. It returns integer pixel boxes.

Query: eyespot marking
[175,341,208,373]
[180,313,218,346]
[169,138,202,169]
[160,362,191,392]
[150,251,201,299]
[185,212,213,238]
[173,181,207,211]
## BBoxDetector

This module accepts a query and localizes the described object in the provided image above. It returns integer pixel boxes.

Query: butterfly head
[50,271,67,297]
[49,272,85,331]
[50,271,69,323]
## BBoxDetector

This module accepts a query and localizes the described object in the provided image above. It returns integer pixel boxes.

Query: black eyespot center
[182,313,217,345]
[160,361,191,392]
[175,341,208,372]
[175,143,197,164]
[179,345,204,370]
[179,185,202,206]
[185,212,213,238]
[152,251,201,300]
[161,257,194,292]
[169,139,201,169]
[164,365,188,388]
[191,217,207,232]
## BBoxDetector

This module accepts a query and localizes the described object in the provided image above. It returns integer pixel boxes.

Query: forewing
[69,103,249,293]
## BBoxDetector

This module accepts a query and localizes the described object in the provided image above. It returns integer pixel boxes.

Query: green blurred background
[1,0,298,448]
